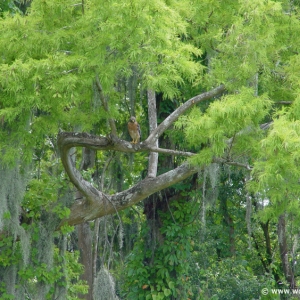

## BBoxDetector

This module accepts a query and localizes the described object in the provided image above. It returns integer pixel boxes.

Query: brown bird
[127,116,141,144]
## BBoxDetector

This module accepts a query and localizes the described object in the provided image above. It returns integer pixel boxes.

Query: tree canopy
[1,0,300,299]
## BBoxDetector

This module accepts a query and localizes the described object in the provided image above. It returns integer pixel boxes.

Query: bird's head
[129,116,136,123]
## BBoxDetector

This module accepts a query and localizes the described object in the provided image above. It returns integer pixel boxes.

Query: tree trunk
[260,221,282,287]
[147,89,158,178]
[77,147,96,300]
[57,85,225,227]
[278,214,296,289]
[77,221,93,300]
[219,191,235,256]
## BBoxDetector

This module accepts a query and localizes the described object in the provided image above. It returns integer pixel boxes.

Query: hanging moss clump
[93,267,119,300]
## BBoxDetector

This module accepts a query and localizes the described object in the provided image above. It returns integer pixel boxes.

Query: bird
[127,116,141,144]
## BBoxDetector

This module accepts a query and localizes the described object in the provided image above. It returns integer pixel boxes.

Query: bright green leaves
[16,246,88,299]
[82,0,203,98]
[177,88,271,165]
[0,0,203,164]
[29,0,83,32]
[0,2,93,162]
[251,117,300,207]
[194,0,294,92]
[249,93,300,219]
[285,56,300,90]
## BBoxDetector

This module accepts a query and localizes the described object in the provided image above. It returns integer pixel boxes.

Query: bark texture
[77,147,95,300]
[278,214,296,289]
[57,85,225,227]
[147,89,158,178]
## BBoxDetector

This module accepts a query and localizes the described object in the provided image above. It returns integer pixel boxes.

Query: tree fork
[57,86,226,227]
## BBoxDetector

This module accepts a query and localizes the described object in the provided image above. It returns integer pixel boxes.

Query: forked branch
[145,84,225,143]
[57,85,227,227]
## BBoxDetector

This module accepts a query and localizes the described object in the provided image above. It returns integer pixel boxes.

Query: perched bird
[127,116,141,144]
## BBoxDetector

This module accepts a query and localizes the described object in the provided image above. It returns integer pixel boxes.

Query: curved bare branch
[58,131,198,226]
[57,85,227,227]
[145,84,226,144]
[57,132,198,226]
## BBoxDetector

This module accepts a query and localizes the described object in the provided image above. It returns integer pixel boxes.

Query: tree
[57,84,225,227]
[1,0,300,299]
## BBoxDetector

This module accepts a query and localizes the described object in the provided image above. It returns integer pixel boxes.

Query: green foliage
[0,148,80,299]
[176,88,271,165]
[0,282,14,300]
[0,0,203,165]
[0,235,20,267]
[0,0,22,16]
[122,199,196,299]
[249,115,300,221]
[0,232,87,299]
[195,0,293,91]
[189,169,279,300]
[1,0,300,299]
[198,259,264,300]
[55,247,89,299]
